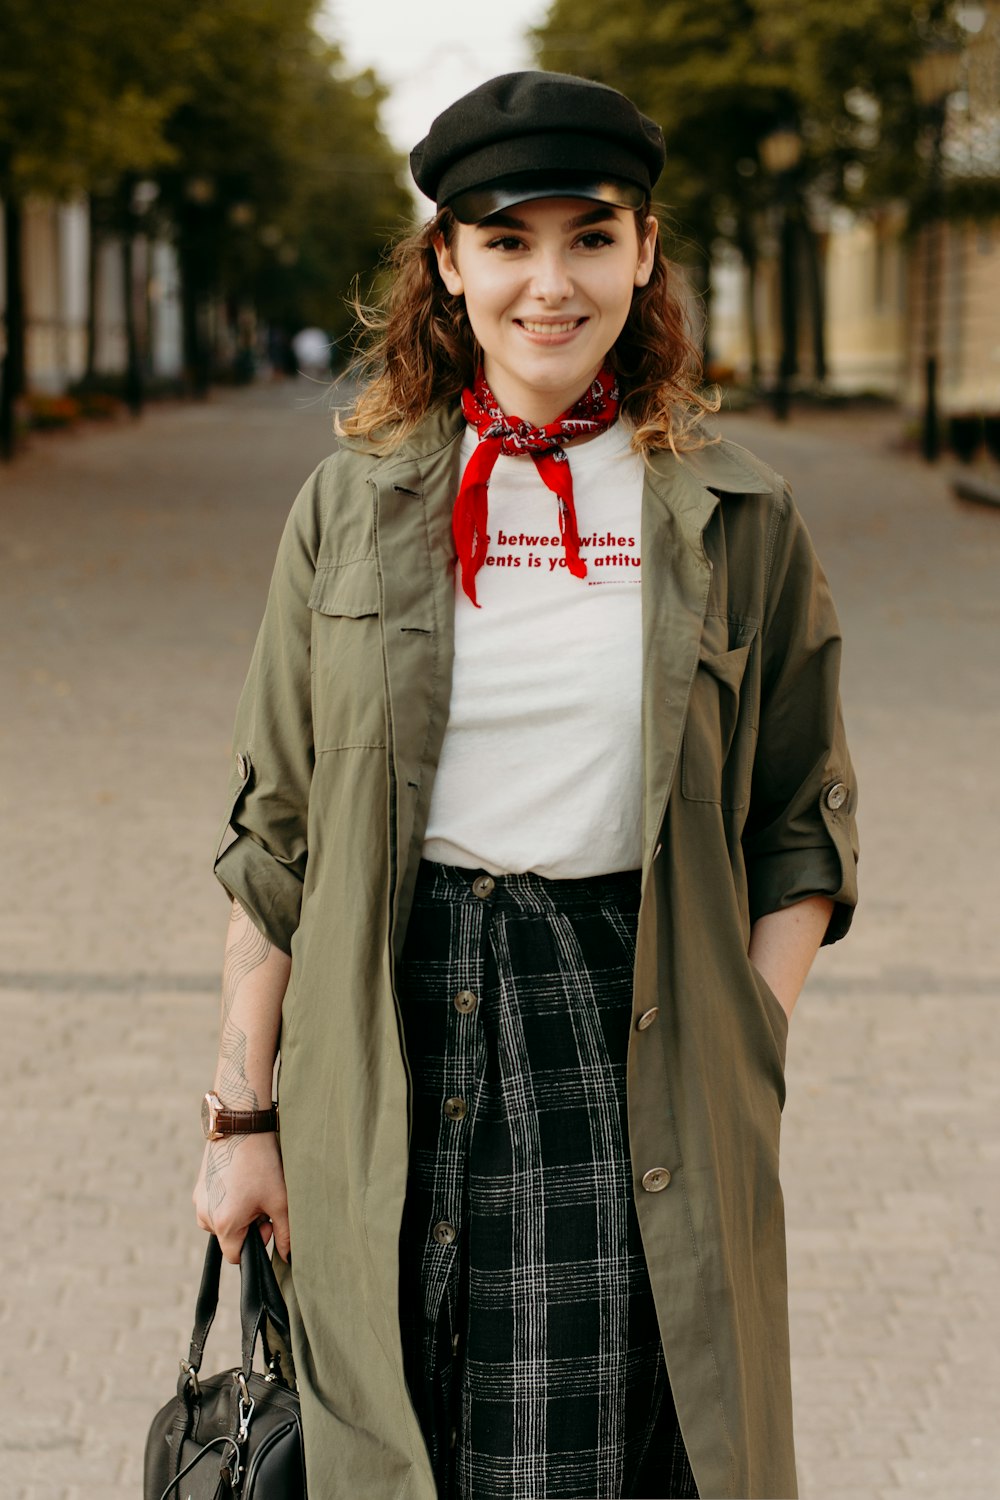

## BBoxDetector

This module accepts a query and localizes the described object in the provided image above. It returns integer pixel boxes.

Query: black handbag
[144,1230,306,1499]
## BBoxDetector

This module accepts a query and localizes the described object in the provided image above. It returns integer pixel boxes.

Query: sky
[320,0,552,209]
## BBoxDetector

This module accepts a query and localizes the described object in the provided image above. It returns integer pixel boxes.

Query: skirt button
[471,874,495,898]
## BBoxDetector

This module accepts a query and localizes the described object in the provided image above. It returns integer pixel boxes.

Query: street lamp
[909,41,963,462]
[760,126,804,421]
[759,128,803,178]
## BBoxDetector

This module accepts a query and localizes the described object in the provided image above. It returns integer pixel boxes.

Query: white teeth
[519,319,581,334]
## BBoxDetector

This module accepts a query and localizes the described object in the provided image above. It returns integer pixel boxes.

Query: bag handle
[239,1225,291,1378]
[183,1234,224,1377]
[183,1227,291,1382]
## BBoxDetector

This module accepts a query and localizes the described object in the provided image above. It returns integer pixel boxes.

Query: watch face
[201,1092,221,1140]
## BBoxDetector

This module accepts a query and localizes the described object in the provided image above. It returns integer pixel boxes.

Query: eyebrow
[477,206,619,232]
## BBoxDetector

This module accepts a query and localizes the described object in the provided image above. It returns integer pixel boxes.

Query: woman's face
[434,197,656,426]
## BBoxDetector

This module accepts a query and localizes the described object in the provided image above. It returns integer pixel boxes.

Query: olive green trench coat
[214,404,858,1500]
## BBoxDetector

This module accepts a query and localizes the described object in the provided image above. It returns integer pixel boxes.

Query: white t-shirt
[422,421,646,878]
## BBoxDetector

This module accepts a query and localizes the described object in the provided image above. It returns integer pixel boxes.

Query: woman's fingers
[217,1224,248,1264]
[270,1212,292,1263]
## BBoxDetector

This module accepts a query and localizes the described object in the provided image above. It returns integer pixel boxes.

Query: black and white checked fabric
[397,861,698,1500]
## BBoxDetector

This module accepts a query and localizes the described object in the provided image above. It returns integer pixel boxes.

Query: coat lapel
[639,439,773,876]
[639,458,716,876]
[368,412,464,959]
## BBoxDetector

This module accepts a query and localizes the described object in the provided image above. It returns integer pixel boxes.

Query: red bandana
[454,365,621,606]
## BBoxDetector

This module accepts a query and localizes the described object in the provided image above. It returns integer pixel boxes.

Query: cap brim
[448,171,646,225]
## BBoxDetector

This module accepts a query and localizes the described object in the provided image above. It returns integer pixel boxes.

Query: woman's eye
[485,235,526,252]
[576,231,615,250]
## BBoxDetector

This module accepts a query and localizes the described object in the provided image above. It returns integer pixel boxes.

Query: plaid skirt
[397,861,698,1500]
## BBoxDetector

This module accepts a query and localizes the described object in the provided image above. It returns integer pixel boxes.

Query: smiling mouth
[515,318,587,335]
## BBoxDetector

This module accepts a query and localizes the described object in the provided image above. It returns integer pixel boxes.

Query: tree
[533,0,803,351]
[0,0,409,450]
[0,0,182,451]
[150,13,408,384]
[249,65,409,349]
[531,0,986,373]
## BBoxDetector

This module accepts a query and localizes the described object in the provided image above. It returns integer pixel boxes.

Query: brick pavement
[2,387,998,1499]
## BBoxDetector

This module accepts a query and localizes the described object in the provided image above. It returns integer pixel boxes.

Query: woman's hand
[193,1131,290,1264]
[194,899,293,1262]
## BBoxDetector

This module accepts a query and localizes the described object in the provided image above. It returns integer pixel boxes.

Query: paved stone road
[2,385,998,1499]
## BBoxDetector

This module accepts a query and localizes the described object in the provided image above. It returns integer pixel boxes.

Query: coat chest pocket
[308,559,387,751]
[681,618,757,809]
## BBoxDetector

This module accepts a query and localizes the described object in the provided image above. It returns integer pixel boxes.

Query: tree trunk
[746,253,760,386]
[695,238,712,366]
[803,223,827,385]
[773,198,800,421]
[178,228,211,399]
[1,195,26,461]
[179,239,198,394]
[736,213,760,385]
[122,225,144,415]
[779,208,799,382]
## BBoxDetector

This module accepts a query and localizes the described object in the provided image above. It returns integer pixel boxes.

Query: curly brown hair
[337,204,719,454]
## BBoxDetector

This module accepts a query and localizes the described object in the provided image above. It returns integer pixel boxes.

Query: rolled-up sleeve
[213,466,323,953]
[742,486,859,945]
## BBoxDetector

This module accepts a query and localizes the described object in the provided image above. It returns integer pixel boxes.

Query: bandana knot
[454,366,620,606]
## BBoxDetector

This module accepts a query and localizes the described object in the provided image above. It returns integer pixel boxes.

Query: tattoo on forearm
[206,904,272,1217]
[222,906,271,1023]
[218,906,269,1107]
[218,1018,260,1110]
[205,1134,244,1215]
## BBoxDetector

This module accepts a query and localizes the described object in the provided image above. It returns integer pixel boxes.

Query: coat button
[432,1220,457,1246]
[825,782,848,811]
[236,752,249,780]
[636,1007,659,1031]
[454,989,478,1014]
[471,875,495,898]
[444,1097,467,1121]
[641,1167,671,1193]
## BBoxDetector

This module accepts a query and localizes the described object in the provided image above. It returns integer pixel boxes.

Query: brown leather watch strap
[214,1104,278,1136]
[203,1091,279,1139]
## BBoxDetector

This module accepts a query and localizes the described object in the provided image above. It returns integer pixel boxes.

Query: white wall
[149,238,183,378]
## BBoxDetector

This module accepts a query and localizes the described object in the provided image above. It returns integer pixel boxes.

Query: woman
[193,72,858,1500]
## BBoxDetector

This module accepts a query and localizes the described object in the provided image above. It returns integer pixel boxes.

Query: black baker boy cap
[410,71,665,224]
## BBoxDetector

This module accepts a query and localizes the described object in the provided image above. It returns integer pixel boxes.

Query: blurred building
[711,209,911,400]
[710,3,1000,419]
[1,196,183,395]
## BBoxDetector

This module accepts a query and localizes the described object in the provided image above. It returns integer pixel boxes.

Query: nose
[528,248,574,304]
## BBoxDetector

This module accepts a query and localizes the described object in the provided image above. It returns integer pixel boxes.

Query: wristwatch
[201,1090,278,1141]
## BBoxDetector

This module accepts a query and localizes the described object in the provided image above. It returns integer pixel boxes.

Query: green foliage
[532,0,978,250]
[148,10,409,340]
[0,0,409,340]
[0,0,189,191]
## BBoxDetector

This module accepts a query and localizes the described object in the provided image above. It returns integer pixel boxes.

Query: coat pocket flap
[696,639,753,692]
[308,559,379,618]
